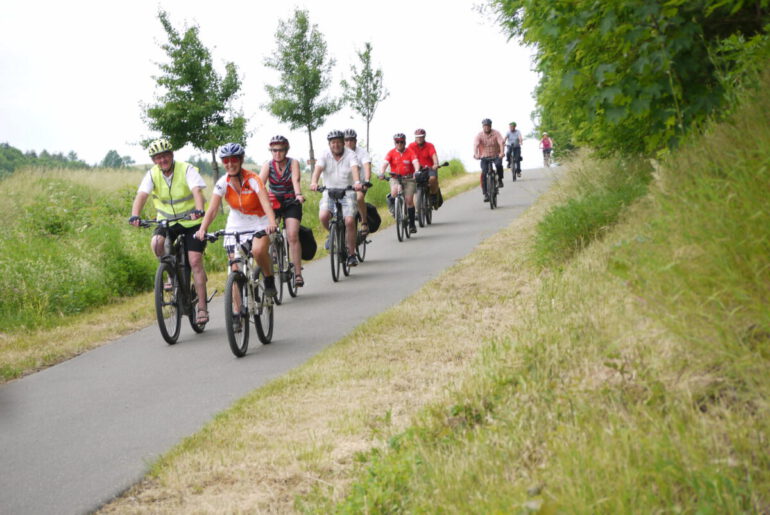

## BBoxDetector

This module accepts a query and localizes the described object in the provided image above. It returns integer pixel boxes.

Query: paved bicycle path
[0,168,554,514]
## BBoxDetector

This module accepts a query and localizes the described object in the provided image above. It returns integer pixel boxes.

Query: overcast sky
[0,0,541,171]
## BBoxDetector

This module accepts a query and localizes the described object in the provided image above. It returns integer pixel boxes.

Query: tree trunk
[366,121,371,152]
[210,148,223,213]
[306,127,316,172]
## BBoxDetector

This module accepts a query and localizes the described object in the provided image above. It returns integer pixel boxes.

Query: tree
[340,42,389,152]
[143,10,247,180]
[100,150,125,168]
[263,8,340,167]
[487,0,770,156]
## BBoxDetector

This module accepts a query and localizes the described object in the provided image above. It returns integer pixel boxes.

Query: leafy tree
[143,10,248,180]
[122,155,135,166]
[487,0,770,156]
[100,150,125,168]
[263,8,340,167]
[340,42,389,152]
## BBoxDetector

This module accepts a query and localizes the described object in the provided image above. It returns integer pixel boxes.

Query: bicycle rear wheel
[254,269,274,344]
[425,196,433,225]
[395,196,404,242]
[329,223,340,282]
[356,227,367,262]
[154,262,181,344]
[187,273,205,334]
[224,271,249,357]
[282,230,297,297]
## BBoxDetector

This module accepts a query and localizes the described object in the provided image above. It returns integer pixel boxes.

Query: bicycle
[268,201,300,304]
[205,229,274,357]
[414,161,449,227]
[481,157,499,209]
[355,182,373,263]
[139,215,214,345]
[543,148,553,168]
[317,185,356,282]
[384,173,413,242]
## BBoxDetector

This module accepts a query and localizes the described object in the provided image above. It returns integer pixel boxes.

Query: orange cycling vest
[224,169,267,216]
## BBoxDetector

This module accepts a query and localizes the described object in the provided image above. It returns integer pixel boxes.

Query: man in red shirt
[407,128,442,208]
[379,133,421,233]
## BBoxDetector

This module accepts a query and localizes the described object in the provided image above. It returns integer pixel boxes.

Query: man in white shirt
[343,128,373,235]
[310,130,363,267]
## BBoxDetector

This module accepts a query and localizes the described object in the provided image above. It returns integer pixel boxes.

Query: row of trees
[486,0,770,157]
[144,8,388,178]
[0,143,91,176]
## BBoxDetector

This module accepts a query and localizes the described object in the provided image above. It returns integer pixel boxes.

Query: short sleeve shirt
[137,162,206,194]
[353,146,372,165]
[316,148,361,188]
[505,130,522,147]
[212,173,268,233]
[407,141,437,168]
[384,147,418,176]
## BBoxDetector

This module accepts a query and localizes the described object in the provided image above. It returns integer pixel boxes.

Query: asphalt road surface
[0,168,554,514]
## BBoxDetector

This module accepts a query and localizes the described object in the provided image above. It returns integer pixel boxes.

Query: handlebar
[203,229,267,243]
[314,185,356,193]
[132,211,203,228]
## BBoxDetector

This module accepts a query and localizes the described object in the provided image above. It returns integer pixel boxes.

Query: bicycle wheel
[403,198,412,239]
[395,195,404,242]
[329,223,340,282]
[416,189,426,228]
[425,195,433,225]
[487,172,497,210]
[254,269,274,344]
[341,222,350,277]
[187,273,205,334]
[356,225,367,263]
[154,262,181,344]
[270,238,284,305]
[224,271,249,357]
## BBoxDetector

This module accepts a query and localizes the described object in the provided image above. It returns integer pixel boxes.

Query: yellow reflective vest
[150,161,200,228]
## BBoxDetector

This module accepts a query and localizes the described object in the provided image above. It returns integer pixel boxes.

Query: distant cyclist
[343,129,373,236]
[540,132,554,167]
[473,118,505,202]
[195,143,278,298]
[380,133,421,233]
[407,128,442,208]
[129,138,209,324]
[505,121,523,178]
[259,135,305,288]
[310,130,363,267]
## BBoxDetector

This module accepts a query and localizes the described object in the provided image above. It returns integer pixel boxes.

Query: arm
[256,184,278,232]
[258,161,270,185]
[379,160,390,179]
[351,164,362,191]
[431,151,439,169]
[130,191,149,225]
[496,132,505,158]
[310,164,322,191]
[194,194,221,240]
[191,187,205,219]
[363,162,372,182]
[472,134,481,159]
[290,159,304,203]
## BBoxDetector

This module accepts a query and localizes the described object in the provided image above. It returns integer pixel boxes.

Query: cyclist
[473,118,505,202]
[540,132,554,167]
[194,143,278,298]
[258,135,305,288]
[310,130,363,267]
[343,129,372,236]
[129,138,209,325]
[505,121,523,178]
[380,133,421,233]
[407,128,442,208]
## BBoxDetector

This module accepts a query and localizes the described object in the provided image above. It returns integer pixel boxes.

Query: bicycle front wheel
[356,223,367,263]
[254,269,274,344]
[425,195,433,225]
[187,276,205,334]
[340,222,350,277]
[270,239,284,305]
[394,195,404,242]
[225,271,249,357]
[154,262,181,344]
[487,172,497,210]
[329,224,340,282]
[416,189,426,228]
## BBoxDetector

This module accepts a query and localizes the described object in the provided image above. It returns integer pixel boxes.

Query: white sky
[0,0,541,171]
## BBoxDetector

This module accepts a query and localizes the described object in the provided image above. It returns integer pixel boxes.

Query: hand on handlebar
[266,222,278,235]
[310,182,319,192]
[190,209,205,220]
[194,227,207,241]
[128,215,141,227]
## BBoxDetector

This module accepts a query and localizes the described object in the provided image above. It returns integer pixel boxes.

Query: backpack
[365,202,381,233]
[298,225,317,260]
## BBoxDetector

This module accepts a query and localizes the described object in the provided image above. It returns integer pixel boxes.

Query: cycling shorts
[154,222,206,253]
[391,175,416,197]
[275,198,303,221]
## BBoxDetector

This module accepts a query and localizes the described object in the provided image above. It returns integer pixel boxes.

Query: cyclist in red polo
[407,128,442,208]
[379,133,421,233]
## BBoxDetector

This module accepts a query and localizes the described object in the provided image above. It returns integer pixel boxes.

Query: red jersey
[407,141,437,168]
[384,147,418,176]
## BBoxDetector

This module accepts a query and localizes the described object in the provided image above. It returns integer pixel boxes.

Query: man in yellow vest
[129,138,210,324]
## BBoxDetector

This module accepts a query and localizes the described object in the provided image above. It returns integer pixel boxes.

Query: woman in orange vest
[196,143,278,298]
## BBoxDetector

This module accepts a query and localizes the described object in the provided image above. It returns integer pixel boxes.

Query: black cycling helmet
[393,133,406,142]
[344,129,358,140]
[219,142,245,158]
[269,135,290,149]
[482,118,492,126]
[327,130,345,140]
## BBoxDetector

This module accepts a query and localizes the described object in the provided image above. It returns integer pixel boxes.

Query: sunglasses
[269,147,287,153]
[222,156,241,164]
[395,139,406,143]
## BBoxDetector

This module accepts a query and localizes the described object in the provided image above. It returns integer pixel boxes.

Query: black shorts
[153,222,206,253]
[276,199,303,221]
